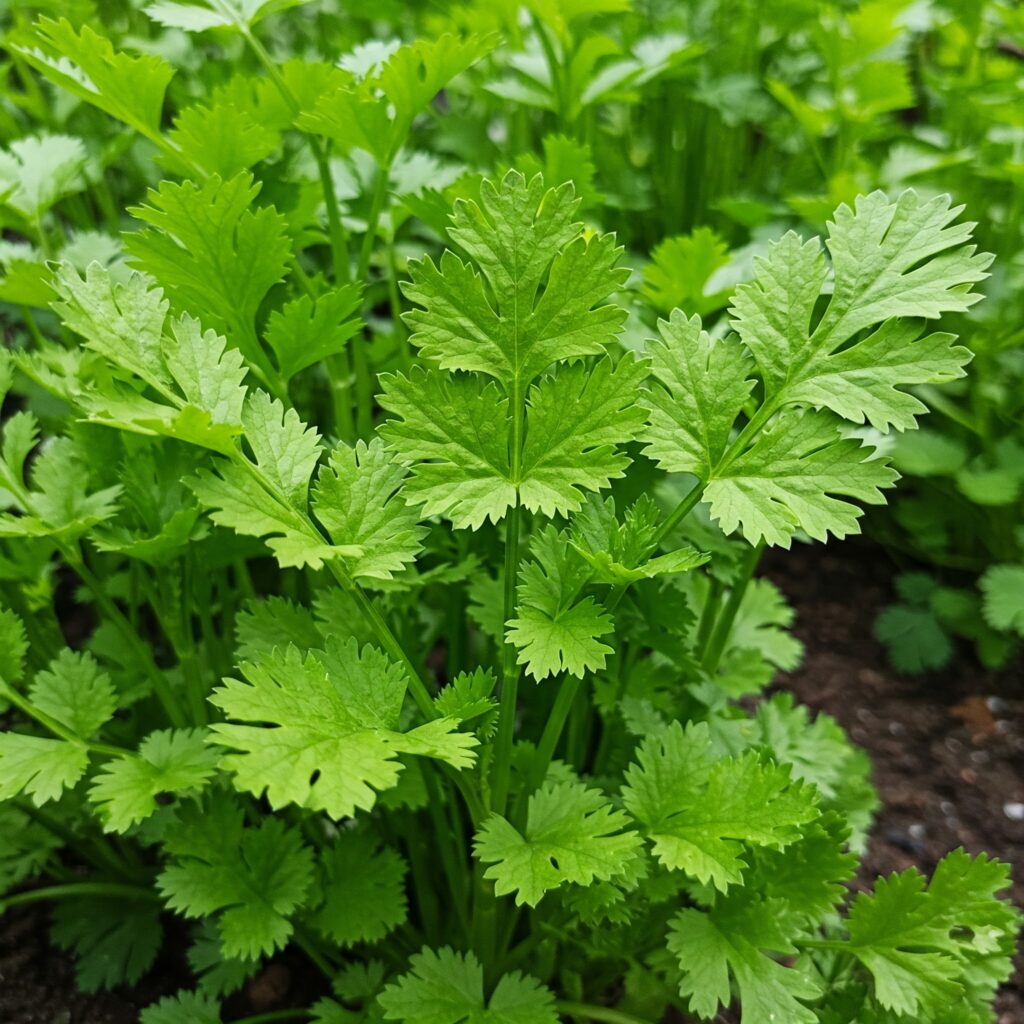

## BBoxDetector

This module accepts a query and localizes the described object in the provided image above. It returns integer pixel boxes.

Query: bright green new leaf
[704,411,898,547]
[311,438,425,582]
[379,946,558,1024]
[0,734,89,805]
[730,192,988,431]
[14,19,174,140]
[209,641,476,818]
[669,897,820,1024]
[642,227,731,317]
[506,525,614,680]
[89,728,220,832]
[402,170,627,390]
[158,796,314,960]
[475,778,642,907]
[163,101,280,181]
[640,309,754,480]
[622,721,819,890]
[29,648,116,739]
[313,832,407,947]
[125,173,291,375]
[264,285,363,381]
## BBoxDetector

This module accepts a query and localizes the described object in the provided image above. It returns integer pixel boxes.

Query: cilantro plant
[0,4,1020,1024]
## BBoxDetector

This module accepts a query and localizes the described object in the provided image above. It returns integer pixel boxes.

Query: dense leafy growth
[0,2,1019,1023]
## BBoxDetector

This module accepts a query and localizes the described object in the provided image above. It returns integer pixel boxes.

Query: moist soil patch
[2,539,1020,1022]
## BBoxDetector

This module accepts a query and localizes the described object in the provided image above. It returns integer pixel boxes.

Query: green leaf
[311,438,425,582]
[235,596,322,663]
[243,391,322,506]
[125,173,290,374]
[640,309,754,480]
[474,777,642,907]
[874,604,953,674]
[0,134,87,218]
[89,728,220,832]
[379,368,513,529]
[313,832,407,947]
[506,525,614,680]
[518,355,648,516]
[0,607,29,686]
[433,668,498,726]
[839,853,1019,1016]
[570,494,707,584]
[187,922,258,998]
[402,170,627,390]
[0,734,88,805]
[30,648,116,738]
[14,18,174,139]
[621,721,819,891]
[141,991,222,1024]
[704,411,898,547]
[0,806,60,890]
[158,796,314,960]
[163,101,280,179]
[379,946,558,1024]
[145,0,311,32]
[669,896,820,1024]
[52,897,162,993]
[379,34,495,127]
[209,641,476,818]
[642,227,731,317]
[979,564,1024,636]
[730,192,988,431]
[265,285,363,381]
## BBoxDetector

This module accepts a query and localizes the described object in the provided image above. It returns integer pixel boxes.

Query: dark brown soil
[764,538,1024,1022]
[2,539,1020,1022]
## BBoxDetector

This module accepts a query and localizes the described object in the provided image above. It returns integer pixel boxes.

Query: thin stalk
[700,541,764,674]
[291,925,337,979]
[2,685,129,760]
[491,500,522,816]
[422,768,471,939]
[556,1002,653,1024]
[0,882,158,913]
[526,676,580,793]
[651,478,707,546]
[694,575,723,655]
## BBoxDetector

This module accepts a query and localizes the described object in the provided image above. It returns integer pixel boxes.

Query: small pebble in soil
[908,823,927,841]
[1003,802,1024,822]
[888,720,905,736]
[971,750,990,765]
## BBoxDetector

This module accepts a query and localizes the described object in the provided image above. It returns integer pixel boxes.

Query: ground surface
[1,541,1020,1022]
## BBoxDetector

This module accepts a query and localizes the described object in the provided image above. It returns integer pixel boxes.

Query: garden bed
[3,540,1019,1023]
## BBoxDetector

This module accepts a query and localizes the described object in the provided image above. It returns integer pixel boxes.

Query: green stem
[652,478,707,546]
[700,541,764,673]
[527,676,580,793]
[0,882,158,913]
[556,1002,653,1024]
[422,767,471,939]
[491,500,523,816]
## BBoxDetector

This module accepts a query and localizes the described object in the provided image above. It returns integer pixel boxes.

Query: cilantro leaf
[730,192,988,432]
[88,728,220,832]
[669,896,820,1024]
[0,734,89,805]
[235,596,322,663]
[0,806,60,890]
[640,309,754,480]
[140,991,221,1024]
[14,19,174,140]
[125,173,290,377]
[158,796,314,960]
[979,564,1024,636]
[704,411,898,547]
[52,897,162,992]
[474,777,642,907]
[506,525,614,680]
[839,852,1019,1016]
[621,721,820,890]
[145,0,311,33]
[312,438,426,582]
[642,227,731,317]
[0,134,87,218]
[403,170,627,390]
[312,832,408,947]
[30,649,116,739]
[379,946,558,1024]
[209,641,476,818]
[264,285,363,382]
[163,101,280,179]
